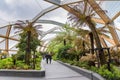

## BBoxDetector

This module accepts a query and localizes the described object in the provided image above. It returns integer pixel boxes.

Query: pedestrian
[45,53,52,64]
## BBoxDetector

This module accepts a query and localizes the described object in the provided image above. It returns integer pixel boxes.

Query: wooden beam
[0,34,19,41]
[88,0,120,46]
[0,49,17,52]
[99,36,108,47]
[88,0,110,23]
[5,26,12,53]
[62,5,83,19]
[101,35,115,45]
[111,11,120,22]
[91,17,105,24]
[8,50,17,52]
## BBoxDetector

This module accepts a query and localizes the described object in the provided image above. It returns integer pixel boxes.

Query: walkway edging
[58,61,105,80]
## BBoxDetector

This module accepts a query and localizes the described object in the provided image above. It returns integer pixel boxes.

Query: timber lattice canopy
[0,0,120,54]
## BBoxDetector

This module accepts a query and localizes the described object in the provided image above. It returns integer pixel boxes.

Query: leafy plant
[90,64,120,80]
[57,45,72,60]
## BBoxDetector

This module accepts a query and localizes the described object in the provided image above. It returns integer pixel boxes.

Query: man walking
[45,53,52,64]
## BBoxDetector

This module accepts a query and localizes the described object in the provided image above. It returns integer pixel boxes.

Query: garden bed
[58,61,105,80]
[0,60,45,77]
[0,57,45,77]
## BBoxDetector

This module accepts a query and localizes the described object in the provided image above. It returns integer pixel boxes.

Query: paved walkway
[0,60,90,80]
[43,60,90,80]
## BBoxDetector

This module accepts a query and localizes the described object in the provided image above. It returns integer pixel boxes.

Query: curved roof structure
[0,0,120,54]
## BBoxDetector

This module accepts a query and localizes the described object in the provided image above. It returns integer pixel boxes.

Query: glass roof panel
[0,27,7,35]
[114,16,120,28]
[10,47,18,50]
[9,51,17,55]
[11,35,20,39]
[100,1,120,19]
[0,41,5,49]
[0,38,5,42]
[114,16,120,39]
[0,0,119,52]
[104,39,113,47]
[39,8,68,23]
[9,26,18,37]
[9,40,18,49]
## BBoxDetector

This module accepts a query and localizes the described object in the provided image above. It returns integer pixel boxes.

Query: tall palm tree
[67,1,106,65]
[71,25,109,50]
[68,26,109,61]
[14,20,42,65]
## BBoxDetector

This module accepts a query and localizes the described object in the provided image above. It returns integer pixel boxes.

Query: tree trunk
[76,55,79,61]
[25,31,31,65]
[33,50,36,69]
[82,41,85,56]
[86,16,106,65]
[63,39,66,46]
[89,32,94,54]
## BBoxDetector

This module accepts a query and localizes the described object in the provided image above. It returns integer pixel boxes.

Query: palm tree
[48,24,89,60]
[71,25,109,52]
[67,1,106,65]
[53,24,76,45]
[14,20,42,65]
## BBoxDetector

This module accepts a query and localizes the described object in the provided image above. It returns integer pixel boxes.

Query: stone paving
[44,60,90,80]
[0,60,90,80]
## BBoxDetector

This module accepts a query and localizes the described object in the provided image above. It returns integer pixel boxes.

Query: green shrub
[75,61,89,69]
[23,65,29,70]
[57,45,71,60]
[98,68,114,80]
[16,51,25,61]
[0,56,42,70]
[16,61,25,69]
[92,65,120,80]
[35,63,41,70]
[0,58,13,69]
[60,56,120,80]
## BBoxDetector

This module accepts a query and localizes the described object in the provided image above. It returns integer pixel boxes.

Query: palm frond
[14,30,22,34]
[34,24,42,29]
[100,33,110,38]
[97,27,110,33]
[83,0,87,15]
[14,24,24,30]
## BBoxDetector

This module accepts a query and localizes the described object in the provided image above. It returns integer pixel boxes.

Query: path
[0,60,90,80]
[43,60,90,80]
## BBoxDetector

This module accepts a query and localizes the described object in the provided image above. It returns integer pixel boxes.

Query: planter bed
[58,61,105,80]
[0,61,45,77]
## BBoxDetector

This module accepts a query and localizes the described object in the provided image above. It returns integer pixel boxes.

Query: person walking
[49,54,52,64]
[45,53,52,64]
